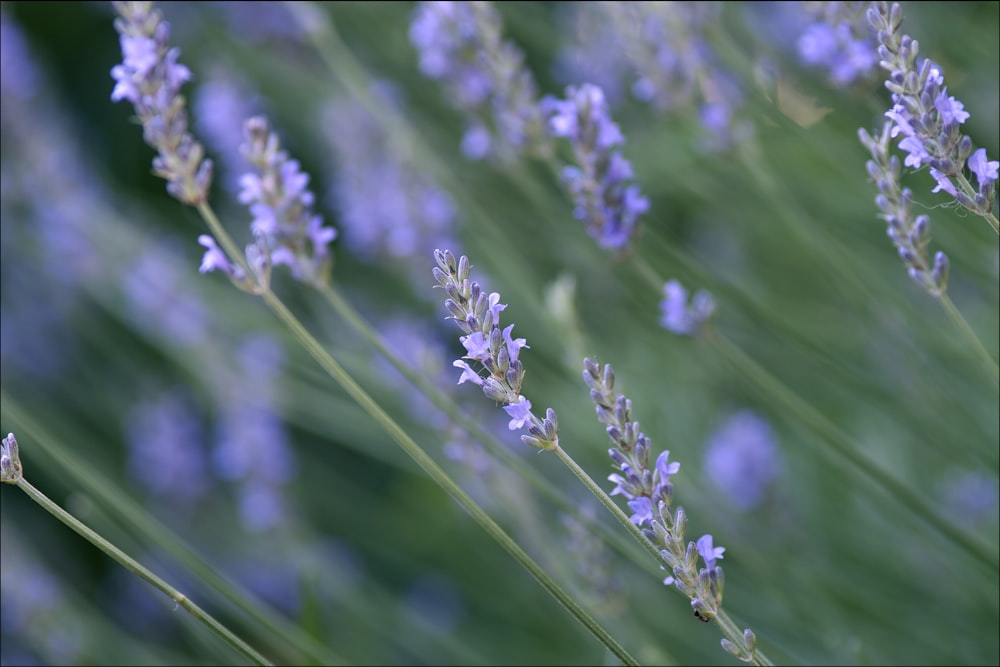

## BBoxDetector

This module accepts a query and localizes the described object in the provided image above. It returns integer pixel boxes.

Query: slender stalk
[0,395,346,666]
[318,284,653,570]
[257,284,638,666]
[550,445,773,666]
[712,333,999,572]
[11,476,272,667]
[937,292,999,380]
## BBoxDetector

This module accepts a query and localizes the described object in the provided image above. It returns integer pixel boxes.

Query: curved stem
[937,292,999,380]
[257,287,638,665]
[0,395,346,666]
[12,476,272,666]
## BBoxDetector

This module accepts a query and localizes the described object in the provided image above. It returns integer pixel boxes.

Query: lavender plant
[433,248,559,451]
[582,359,759,662]
[867,1,999,232]
[540,84,650,251]
[409,0,548,162]
[3,2,997,665]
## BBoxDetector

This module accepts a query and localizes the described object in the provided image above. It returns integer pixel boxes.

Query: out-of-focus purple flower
[868,2,997,222]
[322,84,460,283]
[209,334,296,533]
[541,84,648,251]
[659,279,715,337]
[796,2,877,86]
[703,410,782,511]
[434,249,558,450]
[554,3,751,150]
[110,0,213,205]
[409,1,547,162]
[938,470,999,529]
[123,241,210,347]
[124,390,210,505]
[193,67,262,190]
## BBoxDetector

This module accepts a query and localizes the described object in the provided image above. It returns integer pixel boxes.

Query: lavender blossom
[1,432,22,484]
[867,2,997,223]
[237,116,337,287]
[859,122,949,295]
[796,1,877,87]
[556,3,752,150]
[583,358,732,626]
[433,249,558,450]
[124,390,210,507]
[409,1,547,162]
[540,84,649,250]
[321,84,461,280]
[110,0,212,205]
[659,280,716,336]
[703,410,782,512]
[210,334,296,533]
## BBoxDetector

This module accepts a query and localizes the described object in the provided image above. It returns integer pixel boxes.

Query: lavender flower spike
[541,84,649,251]
[433,249,558,450]
[238,116,337,288]
[110,0,212,205]
[867,2,997,224]
[583,358,733,626]
[1,432,23,484]
[660,280,715,337]
[860,122,949,296]
[409,1,548,163]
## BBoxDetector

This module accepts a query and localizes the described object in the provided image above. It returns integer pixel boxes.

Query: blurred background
[1,1,997,665]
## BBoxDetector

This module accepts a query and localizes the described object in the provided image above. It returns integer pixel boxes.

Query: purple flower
[409,1,546,162]
[434,249,557,449]
[659,280,715,336]
[541,84,648,250]
[109,1,212,205]
[796,3,877,87]
[703,410,782,511]
[868,3,996,222]
[626,497,654,526]
[321,84,460,282]
[859,123,950,296]
[697,534,725,570]
[503,396,533,430]
[238,116,337,287]
[198,234,243,280]
[969,149,999,188]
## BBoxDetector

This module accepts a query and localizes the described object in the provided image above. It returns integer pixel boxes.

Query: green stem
[937,292,999,380]
[318,284,652,571]
[257,286,638,666]
[550,445,773,666]
[712,333,999,572]
[0,395,345,666]
[12,476,272,666]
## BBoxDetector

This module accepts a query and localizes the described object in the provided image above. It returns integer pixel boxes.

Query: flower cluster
[237,116,337,288]
[321,83,460,280]
[1,432,22,484]
[860,122,949,295]
[540,84,649,251]
[433,249,558,450]
[796,1,877,87]
[409,1,547,162]
[582,359,736,631]
[868,2,997,221]
[659,280,716,336]
[110,0,212,205]
[556,3,751,151]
